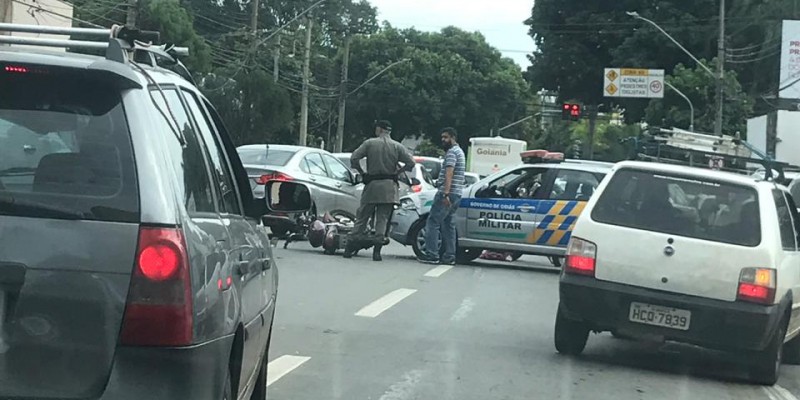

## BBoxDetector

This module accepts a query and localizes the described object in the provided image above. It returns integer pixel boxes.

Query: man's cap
[375,120,392,131]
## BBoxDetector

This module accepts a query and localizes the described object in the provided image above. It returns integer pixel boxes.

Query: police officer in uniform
[345,120,415,261]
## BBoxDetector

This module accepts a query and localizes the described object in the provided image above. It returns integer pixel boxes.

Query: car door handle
[334,182,342,188]
[261,258,272,271]
[236,261,253,276]
[518,206,535,212]
[309,176,317,182]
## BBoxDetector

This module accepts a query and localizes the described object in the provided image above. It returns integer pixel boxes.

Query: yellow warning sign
[621,68,648,76]
[606,70,618,82]
[605,83,618,95]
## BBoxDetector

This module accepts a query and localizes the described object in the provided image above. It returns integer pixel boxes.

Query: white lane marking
[355,288,417,318]
[450,298,475,322]
[266,355,310,386]
[764,385,800,400]
[378,369,424,400]
[424,265,453,278]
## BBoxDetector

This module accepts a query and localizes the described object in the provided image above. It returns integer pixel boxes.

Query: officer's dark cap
[375,120,392,131]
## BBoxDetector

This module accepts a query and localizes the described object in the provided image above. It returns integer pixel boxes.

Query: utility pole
[126,0,138,27]
[714,0,725,136]
[250,0,260,56]
[273,33,280,83]
[299,17,313,146]
[335,35,351,153]
[587,105,597,160]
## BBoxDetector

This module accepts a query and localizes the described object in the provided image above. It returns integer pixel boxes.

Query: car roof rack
[0,23,194,84]
[634,127,795,183]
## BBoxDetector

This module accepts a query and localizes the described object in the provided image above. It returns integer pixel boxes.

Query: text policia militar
[478,211,522,230]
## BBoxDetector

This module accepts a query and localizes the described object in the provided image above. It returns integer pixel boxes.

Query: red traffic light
[561,103,582,121]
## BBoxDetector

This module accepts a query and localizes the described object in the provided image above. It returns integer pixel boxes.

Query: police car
[390,151,612,264]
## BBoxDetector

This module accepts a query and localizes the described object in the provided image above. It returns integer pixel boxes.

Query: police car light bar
[521,150,563,164]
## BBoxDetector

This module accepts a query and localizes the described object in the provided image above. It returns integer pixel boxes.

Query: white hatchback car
[556,161,800,385]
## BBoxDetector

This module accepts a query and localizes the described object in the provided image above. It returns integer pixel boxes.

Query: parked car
[391,152,611,264]
[333,152,435,197]
[0,24,311,400]
[556,161,800,385]
[239,145,364,220]
[464,172,480,187]
[415,156,443,181]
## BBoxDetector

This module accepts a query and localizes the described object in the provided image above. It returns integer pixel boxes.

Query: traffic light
[561,103,581,121]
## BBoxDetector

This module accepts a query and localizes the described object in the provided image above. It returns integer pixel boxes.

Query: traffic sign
[603,68,665,98]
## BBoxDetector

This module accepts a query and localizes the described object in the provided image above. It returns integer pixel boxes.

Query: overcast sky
[368,0,534,68]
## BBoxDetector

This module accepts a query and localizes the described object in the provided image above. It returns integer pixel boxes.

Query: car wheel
[455,247,481,264]
[749,322,785,385]
[409,220,427,259]
[554,304,589,356]
[549,256,563,268]
[409,218,443,259]
[784,331,800,365]
[222,370,233,400]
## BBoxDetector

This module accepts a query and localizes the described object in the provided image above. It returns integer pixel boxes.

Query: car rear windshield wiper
[0,194,89,220]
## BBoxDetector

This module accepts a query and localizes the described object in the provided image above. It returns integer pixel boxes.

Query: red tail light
[412,185,422,192]
[257,171,293,184]
[120,227,192,346]
[737,268,776,305]
[565,237,596,277]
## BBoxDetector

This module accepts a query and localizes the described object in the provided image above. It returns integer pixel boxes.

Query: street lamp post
[626,10,723,136]
[664,81,694,131]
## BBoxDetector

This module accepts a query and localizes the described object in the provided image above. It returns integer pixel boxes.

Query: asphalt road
[264,242,800,400]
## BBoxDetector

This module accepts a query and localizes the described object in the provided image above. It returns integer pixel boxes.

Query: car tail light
[257,171,293,184]
[737,268,776,305]
[120,226,193,346]
[565,237,596,277]
[412,185,422,193]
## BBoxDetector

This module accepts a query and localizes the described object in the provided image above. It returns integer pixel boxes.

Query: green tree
[645,61,753,135]
[200,70,294,145]
[524,0,791,121]
[343,26,531,150]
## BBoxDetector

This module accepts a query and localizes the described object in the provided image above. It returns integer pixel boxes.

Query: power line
[11,0,103,28]
[726,50,780,63]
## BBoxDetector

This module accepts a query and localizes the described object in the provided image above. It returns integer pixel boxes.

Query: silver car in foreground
[238,144,363,219]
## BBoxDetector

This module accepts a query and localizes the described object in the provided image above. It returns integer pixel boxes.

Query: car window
[790,179,800,203]
[549,170,600,201]
[774,189,797,251]
[238,148,296,167]
[592,169,760,247]
[182,89,242,215]
[0,72,138,222]
[324,154,352,183]
[304,152,327,177]
[477,168,547,199]
[154,89,215,214]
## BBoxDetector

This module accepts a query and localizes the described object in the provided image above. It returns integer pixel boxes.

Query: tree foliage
[525,0,796,127]
[343,26,531,150]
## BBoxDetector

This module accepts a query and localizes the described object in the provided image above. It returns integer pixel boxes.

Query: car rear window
[591,169,760,247]
[238,147,295,166]
[0,69,138,222]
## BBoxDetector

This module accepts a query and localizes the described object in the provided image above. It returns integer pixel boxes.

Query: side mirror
[410,177,421,186]
[265,181,312,213]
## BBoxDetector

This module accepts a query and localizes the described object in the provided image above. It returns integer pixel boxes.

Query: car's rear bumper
[559,274,782,352]
[99,335,234,400]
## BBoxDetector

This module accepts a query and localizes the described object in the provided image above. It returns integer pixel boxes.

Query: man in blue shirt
[418,127,466,265]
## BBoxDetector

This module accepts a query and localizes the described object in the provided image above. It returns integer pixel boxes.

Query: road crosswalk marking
[424,265,453,278]
[764,385,799,400]
[267,355,311,386]
[355,288,417,318]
